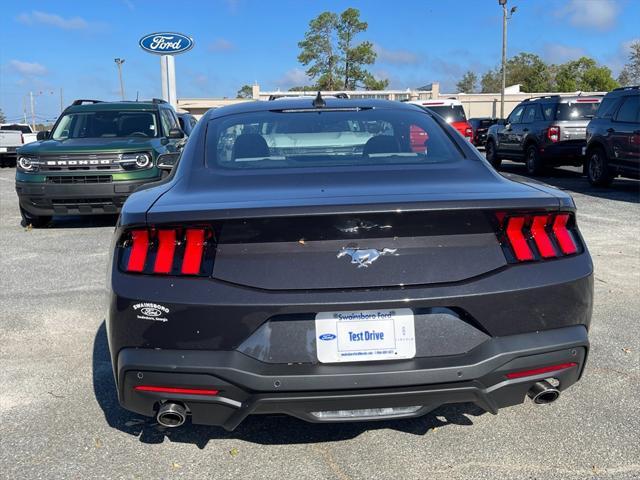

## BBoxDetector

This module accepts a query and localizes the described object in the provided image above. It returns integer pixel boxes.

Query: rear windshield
[555,102,600,120]
[51,111,159,140]
[1,124,32,133]
[207,108,462,170]
[420,105,467,123]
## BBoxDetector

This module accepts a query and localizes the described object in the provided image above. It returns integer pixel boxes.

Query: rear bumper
[16,177,159,216]
[540,142,586,164]
[117,325,589,430]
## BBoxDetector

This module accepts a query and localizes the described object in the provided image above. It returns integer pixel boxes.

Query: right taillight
[497,212,580,263]
[120,226,215,276]
[547,126,560,143]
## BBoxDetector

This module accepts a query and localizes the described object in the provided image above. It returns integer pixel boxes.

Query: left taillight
[119,226,215,276]
[465,126,473,141]
[496,212,581,263]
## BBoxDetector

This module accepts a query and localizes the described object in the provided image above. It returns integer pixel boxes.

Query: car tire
[20,207,51,228]
[587,147,614,187]
[525,145,544,176]
[485,139,502,169]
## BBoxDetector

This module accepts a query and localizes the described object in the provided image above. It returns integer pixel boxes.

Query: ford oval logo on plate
[139,32,194,55]
[140,307,162,317]
[319,333,337,341]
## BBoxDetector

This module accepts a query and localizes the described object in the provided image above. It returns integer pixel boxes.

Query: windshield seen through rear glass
[207,108,463,170]
[51,111,159,140]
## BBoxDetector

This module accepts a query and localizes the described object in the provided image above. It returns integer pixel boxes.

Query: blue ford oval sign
[319,333,337,341]
[139,32,194,55]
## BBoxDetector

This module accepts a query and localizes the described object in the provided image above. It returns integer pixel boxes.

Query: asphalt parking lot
[0,163,639,480]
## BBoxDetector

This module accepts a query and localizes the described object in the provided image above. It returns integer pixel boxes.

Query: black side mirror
[167,128,185,139]
[157,152,180,172]
[36,130,50,141]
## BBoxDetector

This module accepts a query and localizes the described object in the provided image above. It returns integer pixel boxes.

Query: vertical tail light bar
[552,214,578,254]
[530,215,556,258]
[506,217,534,261]
[498,212,581,263]
[181,229,206,275]
[120,226,215,276]
[153,230,177,274]
[127,230,149,272]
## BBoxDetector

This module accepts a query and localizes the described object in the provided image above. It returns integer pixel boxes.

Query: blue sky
[1,0,638,123]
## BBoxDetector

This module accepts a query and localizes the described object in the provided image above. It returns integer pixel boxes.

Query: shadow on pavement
[92,322,486,449]
[499,161,639,204]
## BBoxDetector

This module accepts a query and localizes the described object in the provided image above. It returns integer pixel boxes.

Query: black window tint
[542,104,555,120]
[508,106,525,124]
[522,106,537,123]
[614,96,639,123]
[596,97,619,118]
[421,105,467,123]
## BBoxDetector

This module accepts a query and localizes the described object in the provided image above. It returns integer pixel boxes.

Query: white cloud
[556,0,620,31]
[17,10,90,30]
[208,38,235,52]
[8,60,48,77]
[275,68,310,88]
[374,45,421,65]
[542,43,586,63]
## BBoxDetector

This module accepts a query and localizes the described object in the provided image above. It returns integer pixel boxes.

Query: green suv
[15,99,186,227]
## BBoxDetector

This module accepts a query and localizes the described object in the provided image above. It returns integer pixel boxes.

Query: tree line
[236,8,640,98]
[456,41,640,94]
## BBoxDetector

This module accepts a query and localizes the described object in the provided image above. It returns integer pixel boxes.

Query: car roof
[204,97,424,120]
[63,100,167,114]
[523,95,602,104]
[407,99,462,107]
[604,85,639,97]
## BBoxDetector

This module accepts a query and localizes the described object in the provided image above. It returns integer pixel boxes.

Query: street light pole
[114,58,125,100]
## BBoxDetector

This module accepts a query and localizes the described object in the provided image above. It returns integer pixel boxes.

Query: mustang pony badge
[337,247,398,268]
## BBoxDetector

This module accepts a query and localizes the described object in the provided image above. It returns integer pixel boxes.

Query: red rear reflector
[553,214,578,254]
[154,229,177,274]
[506,216,534,261]
[181,229,205,275]
[530,215,556,258]
[134,385,219,396]
[127,230,149,272]
[506,362,578,379]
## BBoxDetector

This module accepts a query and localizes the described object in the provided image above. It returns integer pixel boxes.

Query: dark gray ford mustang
[107,97,592,430]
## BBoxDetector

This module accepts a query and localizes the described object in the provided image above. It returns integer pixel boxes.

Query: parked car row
[478,86,639,186]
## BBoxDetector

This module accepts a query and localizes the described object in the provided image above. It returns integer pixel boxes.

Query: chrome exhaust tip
[157,402,187,427]
[528,380,560,405]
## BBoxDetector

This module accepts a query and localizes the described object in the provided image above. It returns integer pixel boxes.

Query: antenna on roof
[312,91,326,108]
[136,91,139,102]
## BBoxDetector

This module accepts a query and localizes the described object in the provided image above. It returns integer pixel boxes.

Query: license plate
[315,308,415,363]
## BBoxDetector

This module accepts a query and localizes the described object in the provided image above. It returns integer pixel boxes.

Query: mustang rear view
[107,96,593,430]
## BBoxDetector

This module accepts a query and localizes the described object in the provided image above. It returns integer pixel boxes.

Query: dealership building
[177,83,606,120]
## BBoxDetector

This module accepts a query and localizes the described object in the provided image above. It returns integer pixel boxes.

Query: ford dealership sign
[139,32,194,55]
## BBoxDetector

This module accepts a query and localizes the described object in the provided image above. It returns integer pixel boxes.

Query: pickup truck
[0,124,38,167]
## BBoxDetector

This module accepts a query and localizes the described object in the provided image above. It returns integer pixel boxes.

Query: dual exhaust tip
[528,380,560,405]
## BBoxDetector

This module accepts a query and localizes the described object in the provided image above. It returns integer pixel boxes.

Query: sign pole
[160,55,177,108]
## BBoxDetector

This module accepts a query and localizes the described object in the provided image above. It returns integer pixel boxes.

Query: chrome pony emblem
[337,247,398,268]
